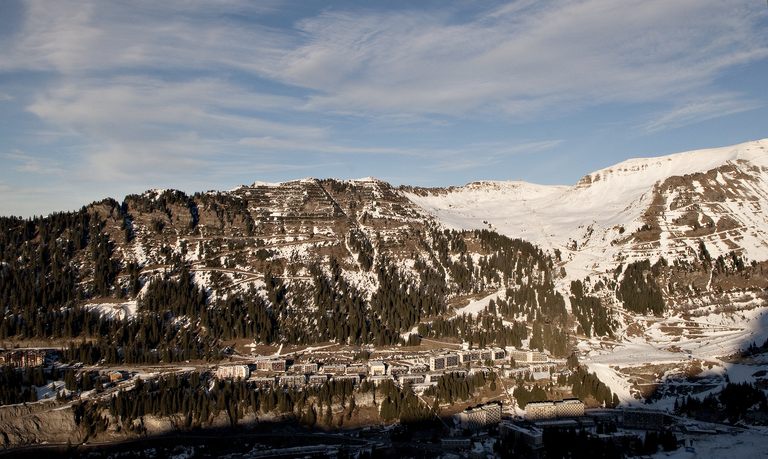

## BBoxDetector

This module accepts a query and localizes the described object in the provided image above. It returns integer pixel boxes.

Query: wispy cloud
[26,77,322,140]
[4,1,766,120]
[432,140,563,172]
[0,0,289,75]
[279,1,768,118]
[23,77,330,183]
[4,150,64,175]
[642,93,763,133]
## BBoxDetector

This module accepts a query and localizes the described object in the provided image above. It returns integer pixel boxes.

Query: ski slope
[405,138,768,279]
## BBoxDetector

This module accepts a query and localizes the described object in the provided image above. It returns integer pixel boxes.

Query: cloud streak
[279,1,768,118]
[642,93,763,133]
[4,1,766,120]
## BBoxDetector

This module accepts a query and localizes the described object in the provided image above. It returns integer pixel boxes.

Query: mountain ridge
[406,138,768,279]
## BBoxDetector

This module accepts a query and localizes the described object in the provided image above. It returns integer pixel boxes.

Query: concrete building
[278,374,306,386]
[426,372,444,383]
[290,362,318,374]
[429,353,460,371]
[256,359,287,372]
[458,348,506,365]
[331,374,360,384]
[458,350,475,364]
[249,376,276,387]
[321,364,347,375]
[479,349,493,362]
[399,374,426,385]
[308,374,329,385]
[389,365,409,376]
[500,422,543,449]
[525,399,585,420]
[525,401,558,420]
[429,355,447,371]
[408,363,429,374]
[0,350,46,368]
[533,419,581,431]
[367,375,393,384]
[454,402,502,431]
[556,399,585,418]
[508,349,548,364]
[368,361,387,376]
[216,365,250,380]
[346,364,368,375]
[621,409,666,430]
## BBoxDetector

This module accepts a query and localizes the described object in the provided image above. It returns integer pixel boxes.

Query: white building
[508,349,548,364]
[525,401,557,420]
[215,365,250,380]
[556,399,585,418]
[430,355,447,371]
[321,364,347,375]
[389,365,409,376]
[454,402,503,430]
[367,375,393,384]
[368,361,387,376]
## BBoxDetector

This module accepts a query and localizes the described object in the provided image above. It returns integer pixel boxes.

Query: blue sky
[1,0,767,217]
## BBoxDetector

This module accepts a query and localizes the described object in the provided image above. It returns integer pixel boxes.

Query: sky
[1,0,767,217]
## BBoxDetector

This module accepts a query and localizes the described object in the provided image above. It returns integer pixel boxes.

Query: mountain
[1,138,767,409]
[407,139,768,403]
[405,138,768,281]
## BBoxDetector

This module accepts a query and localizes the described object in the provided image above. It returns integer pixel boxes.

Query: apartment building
[215,365,250,379]
[454,402,503,430]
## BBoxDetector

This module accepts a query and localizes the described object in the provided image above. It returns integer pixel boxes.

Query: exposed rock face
[0,401,81,447]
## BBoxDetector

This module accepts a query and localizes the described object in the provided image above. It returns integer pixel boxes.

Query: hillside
[1,139,767,414]
[0,176,573,363]
[406,139,768,402]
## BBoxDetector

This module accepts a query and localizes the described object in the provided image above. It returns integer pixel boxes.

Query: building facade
[368,361,387,376]
[291,362,318,374]
[525,399,585,420]
[215,365,250,379]
[256,359,287,372]
[454,402,503,430]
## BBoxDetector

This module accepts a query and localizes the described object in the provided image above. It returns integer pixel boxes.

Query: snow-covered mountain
[3,138,768,409]
[405,138,768,280]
